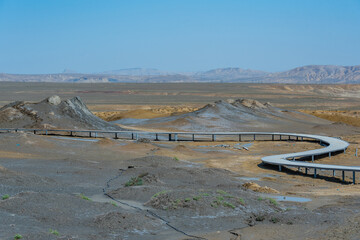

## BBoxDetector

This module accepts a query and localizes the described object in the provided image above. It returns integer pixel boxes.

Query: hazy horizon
[1,0,360,74]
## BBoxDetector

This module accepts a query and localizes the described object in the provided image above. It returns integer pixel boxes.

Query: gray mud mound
[114,98,334,132]
[0,95,124,130]
[94,211,164,233]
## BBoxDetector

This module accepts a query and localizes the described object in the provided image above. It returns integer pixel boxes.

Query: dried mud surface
[1,132,360,239]
[1,83,360,239]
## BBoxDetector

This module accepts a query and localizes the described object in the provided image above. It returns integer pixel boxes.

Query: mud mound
[0,167,54,187]
[242,182,280,194]
[173,144,190,152]
[0,95,124,130]
[95,137,116,145]
[94,211,163,232]
[114,98,336,132]
[237,98,267,109]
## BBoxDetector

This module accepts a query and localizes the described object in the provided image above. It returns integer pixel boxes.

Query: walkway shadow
[258,162,353,185]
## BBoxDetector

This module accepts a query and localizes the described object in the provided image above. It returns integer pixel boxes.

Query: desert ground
[1,82,360,240]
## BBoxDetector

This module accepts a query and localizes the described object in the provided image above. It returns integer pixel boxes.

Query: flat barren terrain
[1,82,360,239]
[1,82,360,111]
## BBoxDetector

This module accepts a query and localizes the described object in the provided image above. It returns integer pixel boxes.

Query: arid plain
[1,82,360,240]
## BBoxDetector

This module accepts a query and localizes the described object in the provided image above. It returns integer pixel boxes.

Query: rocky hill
[100,68,171,76]
[0,96,124,130]
[194,67,268,81]
[265,65,360,83]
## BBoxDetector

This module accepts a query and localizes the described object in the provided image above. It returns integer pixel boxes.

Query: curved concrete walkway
[0,128,356,183]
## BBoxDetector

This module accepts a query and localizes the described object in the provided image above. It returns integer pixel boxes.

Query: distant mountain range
[99,68,172,76]
[1,65,360,83]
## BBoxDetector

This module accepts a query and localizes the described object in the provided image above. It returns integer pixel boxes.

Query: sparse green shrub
[173,157,179,161]
[223,201,235,209]
[211,200,221,208]
[184,198,191,202]
[125,176,143,187]
[111,202,117,207]
[216,196,224,201]
[211,202,218,208]
[257,197,264,201]
[49,229,59,236]
[237,198,245,205]
[14,234,22,240]
[192,196,201,201]
[79,194,91,201]
[201,193,210,196]
[270,217,280,223]
[268,198,278,206]
[152,190,167,198]
[2,194,9,200]
[255,215,265,221]
[216,190,228,195]
[224,194,235,198]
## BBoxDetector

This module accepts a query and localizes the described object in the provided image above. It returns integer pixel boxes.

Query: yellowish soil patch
[242,182,280,194]
[301,110,360,127]
[94,106,199,121]
[94,138,117,145]
[0,150,38,159]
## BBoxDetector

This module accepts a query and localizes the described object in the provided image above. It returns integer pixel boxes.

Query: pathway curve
[0,129,355,183]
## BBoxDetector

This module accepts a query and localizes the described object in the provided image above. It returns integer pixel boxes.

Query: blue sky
[0,0,360,74]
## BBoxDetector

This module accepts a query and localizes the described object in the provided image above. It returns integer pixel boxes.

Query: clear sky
[0,0,360,74]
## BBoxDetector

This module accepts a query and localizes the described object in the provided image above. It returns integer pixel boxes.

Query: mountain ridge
[1,64,360,83]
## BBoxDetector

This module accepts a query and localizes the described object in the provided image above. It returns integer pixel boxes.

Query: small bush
[211,200,221,208]
[79,194,91,201]
[173,157,179,161]
[210,203,218,208]
[111,202,117,207]
[270,217,280,223]
[14,234,22,240]
[224,194,235,198]
[184,198,191,202]
[216,196,224,201]
[125,177,143,187]
[2,194,9,200]
[49,229,59,236]
[216,190,228,195]
[223,201,236,209]
[192,196,201,201]
[268,198,278,206]
[237,198,245,205]
[152,190,167,198]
